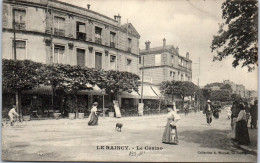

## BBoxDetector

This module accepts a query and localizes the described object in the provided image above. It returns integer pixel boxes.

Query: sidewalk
[238,128,257,155]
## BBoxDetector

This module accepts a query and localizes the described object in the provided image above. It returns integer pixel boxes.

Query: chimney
[117,13,121,25]
[145,41,151,50]
[186,52,190,59]
[87,4,91,10]
[176,46,179,54]
[114,15,117,20]
[163,38,166,47]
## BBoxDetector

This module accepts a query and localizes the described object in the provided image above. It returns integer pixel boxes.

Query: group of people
[230,100,258,145]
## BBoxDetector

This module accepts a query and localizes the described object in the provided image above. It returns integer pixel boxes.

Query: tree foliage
[2,59,43,92]
[210,89,230,102]
[95,70,140,99]
[211,0,258,71]
[160,80,198,100]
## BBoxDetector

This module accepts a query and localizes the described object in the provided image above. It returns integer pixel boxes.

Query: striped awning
[119,84,161,100]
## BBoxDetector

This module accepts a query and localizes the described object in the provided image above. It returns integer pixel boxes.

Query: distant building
[139,39,192,84]
[223,80,246,98]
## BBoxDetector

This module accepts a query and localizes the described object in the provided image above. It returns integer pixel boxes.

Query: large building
[2,0,141,115]
[139,39,192,84]
[2,0,140,74]
[223,80,246,98]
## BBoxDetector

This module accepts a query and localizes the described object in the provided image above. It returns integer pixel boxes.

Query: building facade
[2,0,141,116]
[223,80,246,98]
[2,0,140,74]
[139,39,192,84]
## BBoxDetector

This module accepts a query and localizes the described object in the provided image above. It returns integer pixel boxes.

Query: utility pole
[141,55,144,103]
[12,9,20,114]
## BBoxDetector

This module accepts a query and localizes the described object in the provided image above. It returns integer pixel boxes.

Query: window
[53,45,65,63]
[54,17,65,36]
[76,22,86,40]
[139,56,142,64]
[110,32,116,48]
[155,54,161,66]
[178,58,181,65]
[95,27,102,44]
[127,38,132,52]
[183,60,187,67]
[170,71,172,77]
[172,72,175,79]
[77,49,85,67]
[171,55,174,66]
[110,55,116,70]
[14,40,26,60]
[181,74,184,81]
[95,52,102,69]
[14,9,26,30]
[126,59,132,72]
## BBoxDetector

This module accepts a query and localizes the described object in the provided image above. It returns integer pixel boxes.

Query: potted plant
[67,97,77,120]
[78,104,85,119]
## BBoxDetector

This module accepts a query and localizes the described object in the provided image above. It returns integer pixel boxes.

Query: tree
[211,0,258,71]
[95,70,140,101]
[211,90,230,102]
[220,84,232,90]
[160,80,198,107]
[2,59,43,113]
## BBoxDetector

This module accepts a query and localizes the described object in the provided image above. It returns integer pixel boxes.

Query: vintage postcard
[1,0,258,162]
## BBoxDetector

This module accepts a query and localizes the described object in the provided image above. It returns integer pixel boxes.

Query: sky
[60,0,258,91]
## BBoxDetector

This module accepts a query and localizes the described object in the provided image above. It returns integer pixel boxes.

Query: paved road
[2,111,257,162]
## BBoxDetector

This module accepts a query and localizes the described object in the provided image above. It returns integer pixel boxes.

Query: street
[2,111,257,162]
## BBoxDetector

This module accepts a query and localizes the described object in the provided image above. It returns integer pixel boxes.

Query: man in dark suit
[204,100,214,125]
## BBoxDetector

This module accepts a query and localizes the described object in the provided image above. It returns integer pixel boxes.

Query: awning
[141,85,160,99]
[119,84,160,100]
[150,85,162,97]
[77,84,106,95]
[21,84,105,96]
[120,90,140,99]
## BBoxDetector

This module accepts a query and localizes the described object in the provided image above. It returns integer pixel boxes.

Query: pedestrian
[204,100,214,125]
[184,104,189,116]
[250,100,258,129]
[244,102,250,126]
[231,101,240,142]
[162,104,181,145]
[8,105,19,126]
[88,102,99,126]
[235,103,250,145]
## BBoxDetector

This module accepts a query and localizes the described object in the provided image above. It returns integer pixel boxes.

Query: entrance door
[95,52,102,69]
[77,49,85,67]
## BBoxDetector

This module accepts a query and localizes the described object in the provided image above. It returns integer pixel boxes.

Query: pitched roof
[119,23,140,38]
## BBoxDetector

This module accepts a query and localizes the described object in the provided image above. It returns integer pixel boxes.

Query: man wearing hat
[204,100,214,125]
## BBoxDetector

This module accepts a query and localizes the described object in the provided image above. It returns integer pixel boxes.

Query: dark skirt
[235,120,250,145]
[162,121,178,144]
[88,112,98,126]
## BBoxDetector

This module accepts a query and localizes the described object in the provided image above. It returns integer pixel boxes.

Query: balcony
[54,28,65,37]
[110,42,115,48]
[76,32,86,41]
[95,37,102,44]
[127,47,131,53]
[14,22,26,30]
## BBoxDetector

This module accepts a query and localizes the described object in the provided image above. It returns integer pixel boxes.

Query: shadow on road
[179,129,236,151]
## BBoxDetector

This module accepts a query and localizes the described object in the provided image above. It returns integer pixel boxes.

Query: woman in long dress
[88,102,99,126]
[235,104,250,145]
[162,105,181,145]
